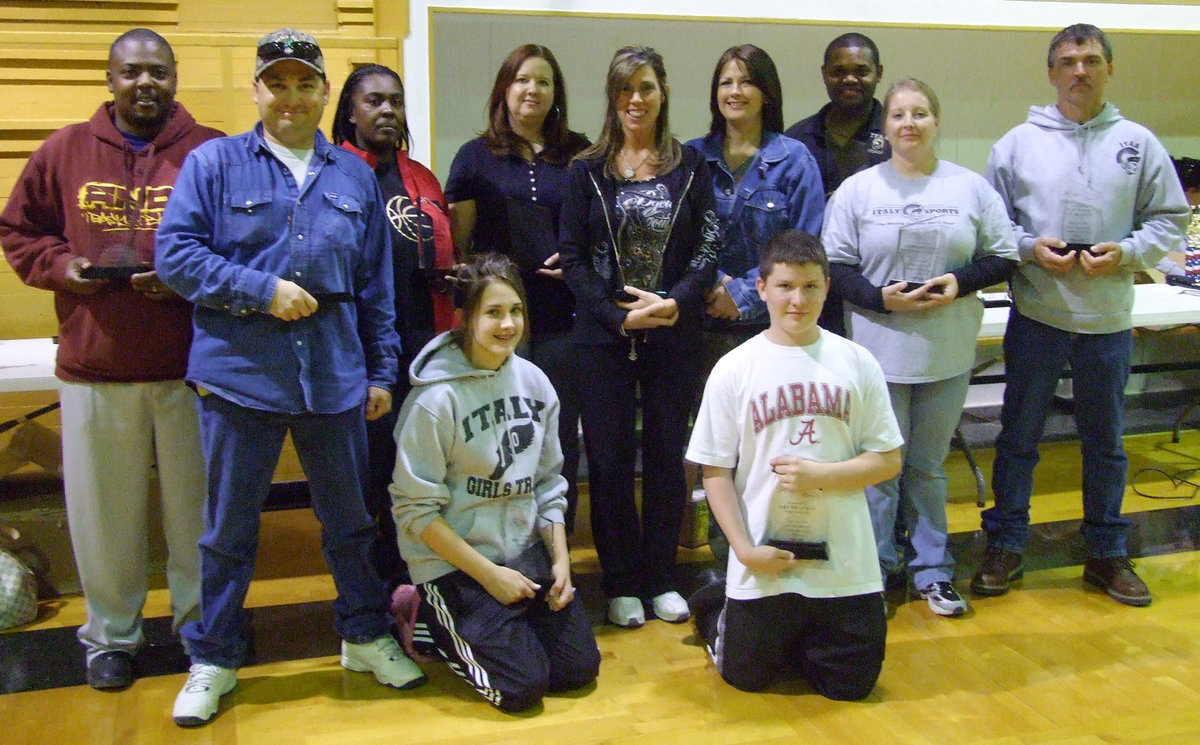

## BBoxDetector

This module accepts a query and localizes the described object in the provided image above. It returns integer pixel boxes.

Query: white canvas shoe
[607,596,645,628]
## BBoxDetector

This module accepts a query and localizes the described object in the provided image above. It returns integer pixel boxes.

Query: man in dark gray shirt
[784,32,889,199]
[784,32,890,336]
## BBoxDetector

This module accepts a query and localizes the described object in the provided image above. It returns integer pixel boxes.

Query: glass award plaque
[78,245,150,280]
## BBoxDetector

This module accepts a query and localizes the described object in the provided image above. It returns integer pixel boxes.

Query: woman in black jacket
[560,45,719,629]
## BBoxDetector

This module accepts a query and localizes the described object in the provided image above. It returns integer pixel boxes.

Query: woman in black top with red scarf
[333,64,456,589]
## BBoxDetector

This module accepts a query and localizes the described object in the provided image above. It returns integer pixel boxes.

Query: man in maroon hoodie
[0,28,223,690]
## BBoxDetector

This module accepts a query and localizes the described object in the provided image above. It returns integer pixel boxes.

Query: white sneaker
[607,596,645,628]
[341,635,427,689]
[650,591,691,623]
[919,580,969,617]
[173,664,237,728]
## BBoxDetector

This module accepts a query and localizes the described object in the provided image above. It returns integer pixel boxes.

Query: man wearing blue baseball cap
[156,28,424,727]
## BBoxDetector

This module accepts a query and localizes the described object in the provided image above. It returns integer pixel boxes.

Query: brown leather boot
[1083,556,1152,607]
[970,546,1024,596]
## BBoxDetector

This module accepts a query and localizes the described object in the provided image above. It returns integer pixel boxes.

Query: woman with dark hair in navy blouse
[445,44,589,531]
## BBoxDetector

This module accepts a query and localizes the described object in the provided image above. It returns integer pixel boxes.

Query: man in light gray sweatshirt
[973,23,1188,607]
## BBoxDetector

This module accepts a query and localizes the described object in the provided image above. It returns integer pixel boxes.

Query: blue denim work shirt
[155,124,399,414]
[686,131,825,323]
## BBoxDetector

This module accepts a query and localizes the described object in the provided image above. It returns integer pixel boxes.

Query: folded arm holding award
[706,446,902,575]
[71,244,175,300]
[1032,190,1123,276]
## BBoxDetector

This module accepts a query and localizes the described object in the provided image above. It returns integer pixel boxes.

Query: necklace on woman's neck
[519,138,544,162]
[618,149,652,179]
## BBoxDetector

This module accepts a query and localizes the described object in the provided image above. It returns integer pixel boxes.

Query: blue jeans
[182,394,389,668]
[868,373,970,589]
[983,310,1132,557]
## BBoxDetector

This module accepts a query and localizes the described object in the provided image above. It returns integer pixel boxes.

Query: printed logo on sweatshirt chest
[461,395,547,442]
[870,203,960,219]
[78,182,172,231]
[466,474,535,499]
[1116,141,1142,176]
[461,395,548,498]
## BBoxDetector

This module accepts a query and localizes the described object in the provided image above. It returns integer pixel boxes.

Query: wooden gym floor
[2,430,1200,745]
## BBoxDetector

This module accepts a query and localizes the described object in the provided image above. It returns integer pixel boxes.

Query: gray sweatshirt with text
[986,103,1187,333]
[390,332,566,585]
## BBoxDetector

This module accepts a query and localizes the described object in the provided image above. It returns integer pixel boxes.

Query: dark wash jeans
[983,309,1133,558]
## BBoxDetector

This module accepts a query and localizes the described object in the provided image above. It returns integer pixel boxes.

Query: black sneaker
[87,650,133,691]
[686,579,726,643]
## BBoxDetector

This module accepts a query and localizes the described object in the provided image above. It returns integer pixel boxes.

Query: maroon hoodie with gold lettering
[0,102,223,382]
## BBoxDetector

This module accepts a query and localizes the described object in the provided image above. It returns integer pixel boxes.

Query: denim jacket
[686,131,825,324]
[155,124,399,414]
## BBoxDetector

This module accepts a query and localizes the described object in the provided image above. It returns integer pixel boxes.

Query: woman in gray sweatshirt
[390,254,599,712]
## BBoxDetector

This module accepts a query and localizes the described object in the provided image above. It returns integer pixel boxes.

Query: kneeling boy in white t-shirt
[685,229,903,700]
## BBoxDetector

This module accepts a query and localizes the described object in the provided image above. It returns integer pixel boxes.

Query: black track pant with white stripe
[413,557,600,711]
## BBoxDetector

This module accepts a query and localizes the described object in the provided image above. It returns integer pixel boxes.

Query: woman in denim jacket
[686,44,825,343]
[685,44,825,562]
[559,45,719,629]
